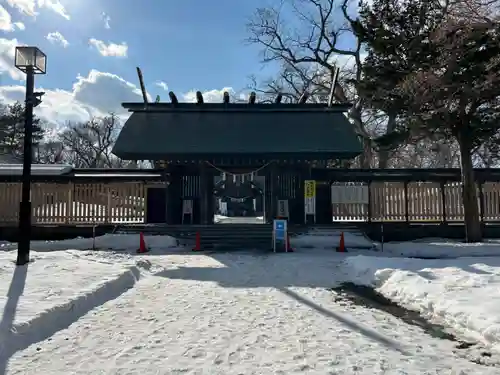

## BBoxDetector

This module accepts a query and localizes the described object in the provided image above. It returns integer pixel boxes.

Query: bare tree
[247,0,378,167]
[35,140,65,164]
[58,114,127,168]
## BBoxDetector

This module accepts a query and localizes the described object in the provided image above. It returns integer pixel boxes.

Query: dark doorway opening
[213,172,265,224]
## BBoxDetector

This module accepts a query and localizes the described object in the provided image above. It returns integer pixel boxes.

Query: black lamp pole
[16,66,34,266]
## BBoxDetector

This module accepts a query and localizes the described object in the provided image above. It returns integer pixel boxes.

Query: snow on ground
[340,254,500,354]
[293,230,500,258]
[0,250,150,371]
[1,247,495,374]
[214,215,265,224]
[292,228,376,250]
[213,214,229,223]
[0,234,178,253]
[380,239,500,258]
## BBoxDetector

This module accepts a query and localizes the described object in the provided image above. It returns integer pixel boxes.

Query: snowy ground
[341,254,500,355]
[214,215,265,224]
[0,235,495,374]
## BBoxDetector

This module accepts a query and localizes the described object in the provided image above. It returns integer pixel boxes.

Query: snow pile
[214,214,229,223]
[292,229,376,250]
[294,232,500,258]
[381,239,500,258]
[0,250,147,355]
[341,254,500,352]
[0,234,178,253]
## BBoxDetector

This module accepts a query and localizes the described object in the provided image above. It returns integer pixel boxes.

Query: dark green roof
[112,103,362,160]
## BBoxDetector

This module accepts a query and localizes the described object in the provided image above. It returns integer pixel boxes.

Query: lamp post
[14,46,46,266]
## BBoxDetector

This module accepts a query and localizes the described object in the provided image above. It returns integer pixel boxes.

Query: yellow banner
[304,180,316,198]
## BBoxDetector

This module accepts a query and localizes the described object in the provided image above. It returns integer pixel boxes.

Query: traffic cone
[137,232,149,253]
[337,232,346,252]
[286,234,294,252]
[192,231,201,251]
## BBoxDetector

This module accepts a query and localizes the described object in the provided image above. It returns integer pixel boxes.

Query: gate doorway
[213,172,265,224]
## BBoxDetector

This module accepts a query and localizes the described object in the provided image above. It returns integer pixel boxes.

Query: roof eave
[121,102,353,113]
[112,150,362,161]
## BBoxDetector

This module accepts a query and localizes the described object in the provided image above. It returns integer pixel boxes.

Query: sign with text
[277,199,289,218]
[273,219,287,252]
[304,180,316,215]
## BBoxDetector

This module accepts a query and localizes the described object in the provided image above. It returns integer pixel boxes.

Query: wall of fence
[0,181,499,224]
[0,182,161,225]
[331,181,500,222]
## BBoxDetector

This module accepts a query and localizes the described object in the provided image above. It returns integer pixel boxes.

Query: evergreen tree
[357,0,500,241]
[355,0,446,148]
[0,101,45,159]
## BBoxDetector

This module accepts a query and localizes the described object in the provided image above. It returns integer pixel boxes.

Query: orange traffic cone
[137,232,149,253]
[286,234,294,252]
[337,232,345,253]
[192,231,201,251]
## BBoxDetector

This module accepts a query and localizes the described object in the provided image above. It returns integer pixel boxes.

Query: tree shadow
[155,253,409,354]
[0,263,28,375]
[279,287,410,355]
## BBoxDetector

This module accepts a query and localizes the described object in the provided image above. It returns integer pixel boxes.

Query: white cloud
[88,38,127,57]
[6,0,69,19]
[0,5,24,32]
[0,36,235,132]
[101,12,110,29]
[38,0,69,20]
[0,70,152,127]
[46,31,69,47]
[0,37,25,80]
[155,81,168,91]
[6,0,36,16]
[181,87,236,102]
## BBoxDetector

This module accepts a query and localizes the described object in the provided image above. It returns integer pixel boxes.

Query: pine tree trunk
[458,134,482,242]
[378,114,397,168]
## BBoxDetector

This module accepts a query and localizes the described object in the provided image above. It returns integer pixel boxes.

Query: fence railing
[0,181,498,224]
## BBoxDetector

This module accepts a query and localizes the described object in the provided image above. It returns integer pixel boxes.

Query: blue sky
[1,0,276,95]
[0,0,358,126]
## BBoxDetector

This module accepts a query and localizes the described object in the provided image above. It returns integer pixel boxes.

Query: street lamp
[14,46,46,266]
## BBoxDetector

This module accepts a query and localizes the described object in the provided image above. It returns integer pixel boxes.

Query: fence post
[404,181,409,223]
[106,186,112,223]
[440,181,447,224]
[66,182,73,224]
[479,181,485,224]
[367,180,372,223]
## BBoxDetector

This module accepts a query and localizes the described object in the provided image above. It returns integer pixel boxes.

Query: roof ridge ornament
[136,67,149,109]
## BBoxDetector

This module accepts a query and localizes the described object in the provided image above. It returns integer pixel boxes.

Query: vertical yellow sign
[304,180,316,198]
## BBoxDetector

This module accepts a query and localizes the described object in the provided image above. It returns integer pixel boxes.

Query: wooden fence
[0,181,499,224]
[0,182,155,225]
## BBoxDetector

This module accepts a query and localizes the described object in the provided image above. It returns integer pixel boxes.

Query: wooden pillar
[269,162,278,221]
[166,165,183,225]
[289,167,304,224]
[199,162,207,224]
[316,182,332,224]
[198,162,214,225]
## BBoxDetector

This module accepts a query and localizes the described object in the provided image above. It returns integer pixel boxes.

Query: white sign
[331,184,369,204]
[182,199,193,214]
[277,199,289,218]
[219,201,228,215]
[304,180,316,215]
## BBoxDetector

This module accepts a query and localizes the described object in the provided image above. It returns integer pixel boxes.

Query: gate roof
[112,102,362,161]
